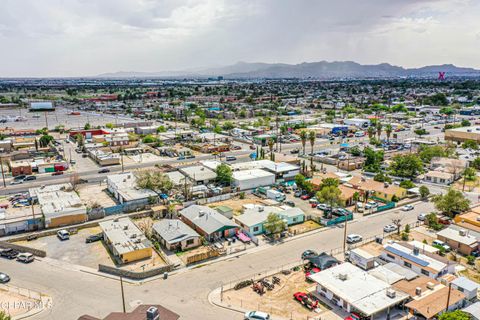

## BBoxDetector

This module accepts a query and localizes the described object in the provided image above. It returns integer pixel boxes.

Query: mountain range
[97,61,480,79]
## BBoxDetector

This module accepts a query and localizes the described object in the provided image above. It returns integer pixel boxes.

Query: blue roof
[385,245,429,267]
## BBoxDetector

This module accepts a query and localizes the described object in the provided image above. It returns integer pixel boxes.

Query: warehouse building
[232,169,275,191]
[29,183,87,228]
[99,217,152,264]
[445,126,480,143]
[29,101,55,111]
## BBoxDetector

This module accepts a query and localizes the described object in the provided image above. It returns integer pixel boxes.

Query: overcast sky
[1,0,479,77]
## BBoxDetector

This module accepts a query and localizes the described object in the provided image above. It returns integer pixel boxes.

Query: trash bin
[375,236,383,244]
[163,272,168,280]
[227,239,232,246]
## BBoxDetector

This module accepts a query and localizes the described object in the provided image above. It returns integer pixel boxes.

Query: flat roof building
[107,173,158,208]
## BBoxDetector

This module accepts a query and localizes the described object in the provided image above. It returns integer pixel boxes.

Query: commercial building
[381,242,455,279]
[232,169,275,191]
[99,217,152,264]
[231,160,300,182]
[29,101,55,111]
[152,219,201,251]
[179,205,238,241]
[445,126,480,143]
[107,173,158,208]
[179,166,217,185]
[343,118,370,128]
[309,263,409,318]
[0,207,43,236]
[29,183,87,228]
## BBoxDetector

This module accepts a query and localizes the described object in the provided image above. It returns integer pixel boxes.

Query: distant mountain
[96,61,480,79]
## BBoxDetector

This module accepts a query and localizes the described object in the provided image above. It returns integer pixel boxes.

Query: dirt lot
[223,270,329,319]
[208,194,271,215]
[15,226,113,269]
[77,184,116,208]
[0,287,43,318]
[289,220,322,235]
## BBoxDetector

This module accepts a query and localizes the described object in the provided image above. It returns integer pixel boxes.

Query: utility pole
[44,112,48,129]
[0,157,5,188]
[120,150,124,173]
[120,276,126,313]
[343,213,348,254]
[445,282,452,312]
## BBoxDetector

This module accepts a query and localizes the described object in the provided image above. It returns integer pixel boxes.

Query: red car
[52,171,64,176]
[293,292,318,310]
[249,145,256,150]
[300,195,311,200]
[305,267,321,278]
[345,313,369,320]
[310,203,318,208]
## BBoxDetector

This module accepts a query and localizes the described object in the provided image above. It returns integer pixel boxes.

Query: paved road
[0,202,428,320]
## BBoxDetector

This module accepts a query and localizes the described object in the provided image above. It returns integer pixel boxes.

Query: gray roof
[452,276,480,292]
[449,224,480,240]
[152,219,200,244]
[382,262,418,281]
[463,301,480,318]
[180,205,238,235]
[179,166,217,181]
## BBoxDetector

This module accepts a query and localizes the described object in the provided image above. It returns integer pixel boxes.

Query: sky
[1,0,479,77]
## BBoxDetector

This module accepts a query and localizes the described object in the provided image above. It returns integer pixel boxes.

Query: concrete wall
[0,241,46,257]
[48,213,88,228]
[98,263,173,280]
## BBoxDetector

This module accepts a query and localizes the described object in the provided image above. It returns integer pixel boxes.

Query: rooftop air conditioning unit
[386,289,396,298]
[426,282,435,290]
[146,306,159,320]
[459,229,466,236]
[338,273,348,281]
[123,225,128,230]
[415,287,422,296]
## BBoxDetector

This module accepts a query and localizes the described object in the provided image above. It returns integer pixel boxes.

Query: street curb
[0,284,52,320]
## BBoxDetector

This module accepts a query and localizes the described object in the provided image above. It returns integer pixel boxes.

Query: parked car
[290,149,299,154]
[417,213,427,221]
[0,272,10,283]
[24,175,37,181]
[13,175,26,181]
[244,311,270,320]
[86,233,103,243]
[226,156,237,161]
[300,195,311,200]
[10,180,23,185]
[432,240,451,252]
[383,225,398,233]
[52,171,64,176]
[98,168,110,174]
[0,248,19,259]
[17,252,34,263]
[284,200,295,207]
[346,234,363,244]
[402,205,414,211]
[301,250,317,260]
[57,230,70,241]
[294,190,302,197]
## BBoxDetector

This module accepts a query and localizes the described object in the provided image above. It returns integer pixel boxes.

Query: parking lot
[14,226,113,269]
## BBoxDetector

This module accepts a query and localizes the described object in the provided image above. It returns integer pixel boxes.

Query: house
[29,183,87,228]
[232,169,275,191]
[179,166,217,185]
[451,276,480,300]
[179,205,238,241]
[78,304,180,320]
[309,263,409,318]
[215,206,233,219]
[234,206,305,235]
[454,209,480,232]
[9,160,32,176]
[347,176,407,201]
[231,160,300,182]
[381,242,456,279]
[393,276,466,319]
[436,227,478,255]
[152,219,200,251]
[463,301,480,320]
[107,172,158,209]
[99,218,152,264]
[424,170,455,185]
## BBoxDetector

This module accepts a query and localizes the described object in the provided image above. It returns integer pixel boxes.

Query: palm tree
[385,124,393,143]
[267,138,275,161]
[300,130,307,155]
[308,131,316,156]
[367,126,375,139]
[376,123,383,140]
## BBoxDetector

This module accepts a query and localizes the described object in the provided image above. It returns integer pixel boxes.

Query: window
[253,226,259,232]
[421,269,429,276]
[404,261,412,268]
[186,239,194,246]
[293,217,297,222]
[457,287,464,292]
[386,254,395,260]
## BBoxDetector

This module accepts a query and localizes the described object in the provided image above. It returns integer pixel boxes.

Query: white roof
[408,240,440,254]
[231,160,299,173]
[233,169,275,181]
[179,166,217,181]
[99,217,151,255]
[384,242,448,272]
[368,265,405,285]
[107,172,158,201]
[29,183,86,220]
[309,263,408,316]
[463,301,480,318]
[437,227,478,246]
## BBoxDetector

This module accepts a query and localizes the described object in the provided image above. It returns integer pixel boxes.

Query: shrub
[401,232,409,241]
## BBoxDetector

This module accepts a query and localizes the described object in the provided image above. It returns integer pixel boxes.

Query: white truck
[266,189,286,202]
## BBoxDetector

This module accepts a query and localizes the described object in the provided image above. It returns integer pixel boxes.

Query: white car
[57,230,70,241]
[402,205,414,211]
[10,180,23,185]
[383,225,398,233]
[367,201,378,207]
[417,213,427,221]
[346,234,363,244]
[244,311,270,320]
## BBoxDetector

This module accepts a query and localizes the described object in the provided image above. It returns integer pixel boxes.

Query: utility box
[349,248,376,270]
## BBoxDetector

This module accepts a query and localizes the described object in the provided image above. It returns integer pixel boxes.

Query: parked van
[356,202,364,213]
[57,230,70,241]
[16,252,34,263]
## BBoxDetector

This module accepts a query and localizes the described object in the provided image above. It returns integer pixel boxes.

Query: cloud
[0,0,479,76]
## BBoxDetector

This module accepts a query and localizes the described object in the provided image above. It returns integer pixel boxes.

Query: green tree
[414,128,428,136]
[461,119,471,127]
[364,147,384,173]
[389,154,424,178]
[462,139,478,150]
[84,122,91,130]
[0,311,11,320]
[142,135,157,143]
[433,188,471,217]
[374,172,392,183]
[105,123,114,129]
[299,130,307,155]
[472,157,480,170]
[419,145,448,163]
[215,163,233,185]
[39,134,54,147]
[385,124,393,142]
[419,185,430,199]
[376,122,383,139]
[438,310,471,320]
[264,213,287,235]
[320,177,339,189]
[135,170,173,194]
[426,212,443,231]
[222,121,235,131]
[156,125,167,133]
[464,167,476,181]
[316,185,344,211]
[309,131,316,156]
[399,180,416,189]
[267,138,275,161]
[75,133,84,147]
[367,126,375,139]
